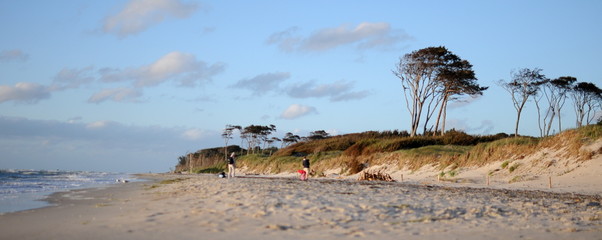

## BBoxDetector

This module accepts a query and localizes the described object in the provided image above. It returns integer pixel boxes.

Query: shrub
[441,129,475,145]
[343,139,378,157]
[578,124,602,140]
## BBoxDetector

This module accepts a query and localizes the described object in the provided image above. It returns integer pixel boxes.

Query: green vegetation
[193,165,226,174]
[146,177,189,190]
[159,178,188,184]
[176,125,602,176]
[578,124,602,140]
[509,176,523,183]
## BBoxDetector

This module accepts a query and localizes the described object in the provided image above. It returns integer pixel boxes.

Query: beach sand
[1,173,601,240]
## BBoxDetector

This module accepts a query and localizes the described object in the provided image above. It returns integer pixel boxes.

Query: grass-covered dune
[177,125,602,179]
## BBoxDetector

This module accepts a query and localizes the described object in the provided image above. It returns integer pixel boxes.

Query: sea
[0,169,137,214]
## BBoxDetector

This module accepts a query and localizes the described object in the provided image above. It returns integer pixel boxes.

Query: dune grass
[184,125,602,176]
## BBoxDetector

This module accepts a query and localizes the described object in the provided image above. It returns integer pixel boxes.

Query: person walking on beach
[302,156,310,180]
[227,152,236,179]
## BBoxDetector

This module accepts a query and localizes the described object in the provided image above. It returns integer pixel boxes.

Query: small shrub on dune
[343,139,378,157]
[441,129,476,145]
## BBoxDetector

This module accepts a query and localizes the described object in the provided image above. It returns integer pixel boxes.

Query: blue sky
[1,0,601,173]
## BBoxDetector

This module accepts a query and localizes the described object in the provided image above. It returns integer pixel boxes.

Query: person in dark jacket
[227,152,236,179]
[302,157,310,180]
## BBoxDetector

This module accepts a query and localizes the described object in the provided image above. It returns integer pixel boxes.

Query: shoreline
[0,170,141,214]
[1,173,601,239]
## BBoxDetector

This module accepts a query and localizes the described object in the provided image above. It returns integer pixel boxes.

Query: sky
[1,0,601,173]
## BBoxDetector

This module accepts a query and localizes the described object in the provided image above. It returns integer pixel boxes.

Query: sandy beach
[1,173,601,240]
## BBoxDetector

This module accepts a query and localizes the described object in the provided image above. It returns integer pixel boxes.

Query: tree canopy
[393,46,487,137]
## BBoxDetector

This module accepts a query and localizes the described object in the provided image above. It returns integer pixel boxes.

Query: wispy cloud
[0,82,51,104]
[286,80,369,102]
[0,49,29,62]
[265,27,302,52]
[267,22,412,52]
[88,88,143,103]
[280,104,317,120]
[446,119,495,135]
[0,52,223,104]
[52,66,96,90]
[103,0,199,38]
[230,72,291,96]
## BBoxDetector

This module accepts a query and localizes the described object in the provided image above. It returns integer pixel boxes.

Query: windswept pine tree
[393,46,487,137]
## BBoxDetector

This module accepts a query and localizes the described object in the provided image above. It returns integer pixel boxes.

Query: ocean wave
[0,169,136,213]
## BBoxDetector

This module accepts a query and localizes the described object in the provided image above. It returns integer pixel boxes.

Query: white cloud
[103,0,199,38]
[280,104,317,120]
[267,22,412,52]
[230,72,291,96]
[0,82,51,104]
[95,52,224,88]
[181,128,209,140]
[131,51,224,87]
[88,88,143,103]
[0,49,29,62]
[286,80,369,102]
[86,120,113,129]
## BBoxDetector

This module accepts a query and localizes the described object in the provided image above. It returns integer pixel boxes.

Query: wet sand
[1,174,601,240]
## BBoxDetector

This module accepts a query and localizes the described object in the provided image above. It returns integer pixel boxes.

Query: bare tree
[498,68,546,137]
[393,47,448,137]
[533,79,552,137]
[571,82,602,127]
[222,124,240,160]
[534,77,576,137]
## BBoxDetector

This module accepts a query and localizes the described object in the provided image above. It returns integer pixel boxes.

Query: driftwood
[357,170,394,182]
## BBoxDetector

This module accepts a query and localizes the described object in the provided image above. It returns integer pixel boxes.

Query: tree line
[497,68,601,137]
[393,46,601,137]
[221,124,331,157]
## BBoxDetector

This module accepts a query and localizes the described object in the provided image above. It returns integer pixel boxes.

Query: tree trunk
[515,107,523,137]
[441,100,448,135]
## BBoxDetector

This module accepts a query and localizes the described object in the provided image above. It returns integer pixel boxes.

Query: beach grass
[178,125,602,178]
